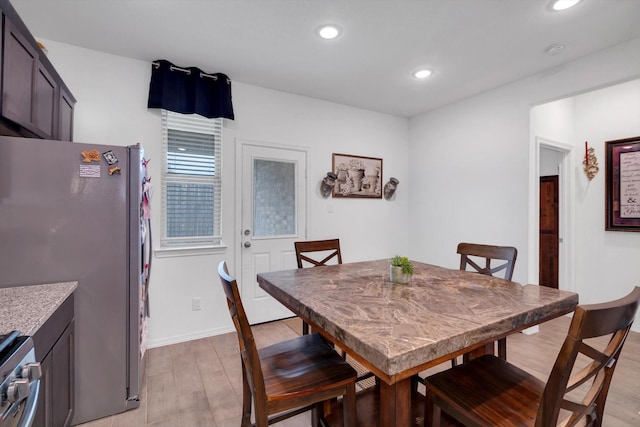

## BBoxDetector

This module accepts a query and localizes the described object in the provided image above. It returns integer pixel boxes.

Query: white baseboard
[147,325,235,349]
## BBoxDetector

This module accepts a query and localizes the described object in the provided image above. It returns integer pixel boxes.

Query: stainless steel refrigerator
[0,135,152,425]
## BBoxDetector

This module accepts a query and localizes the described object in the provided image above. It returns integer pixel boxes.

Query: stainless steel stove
[0,331,40,427]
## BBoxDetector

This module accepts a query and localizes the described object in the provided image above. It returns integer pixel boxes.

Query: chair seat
[426,355,545,426]
[260,333,357,404]
[426,287,640,427]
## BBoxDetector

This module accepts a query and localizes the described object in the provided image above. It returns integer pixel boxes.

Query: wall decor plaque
[605,136,640,231]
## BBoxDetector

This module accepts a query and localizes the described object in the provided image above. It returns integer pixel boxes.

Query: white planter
[390,265,412,284]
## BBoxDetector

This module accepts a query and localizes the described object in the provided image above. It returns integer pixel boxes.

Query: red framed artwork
[605,136,640,231]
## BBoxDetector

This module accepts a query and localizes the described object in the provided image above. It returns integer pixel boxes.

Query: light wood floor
[78,315,640,427]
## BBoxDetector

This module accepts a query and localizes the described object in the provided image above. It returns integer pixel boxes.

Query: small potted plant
[390,255,414,284]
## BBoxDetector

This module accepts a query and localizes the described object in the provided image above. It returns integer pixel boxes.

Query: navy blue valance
[147,59,234,120]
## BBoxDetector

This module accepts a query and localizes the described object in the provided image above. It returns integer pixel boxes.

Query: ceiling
[12,0,640,118]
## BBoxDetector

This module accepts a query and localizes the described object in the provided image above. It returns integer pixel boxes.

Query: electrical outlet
[192,297,202,311]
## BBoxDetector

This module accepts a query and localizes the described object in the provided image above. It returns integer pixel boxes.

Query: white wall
[40,39,409,347]
[409,38,640,331]
[572,81,640,305]
[539,148,562,177]
[408,86,531,271]
[42,34,640,341]
[531,80,640,329]
[534,97,573,177]
[225,84,410,264]
[531,97,575,144]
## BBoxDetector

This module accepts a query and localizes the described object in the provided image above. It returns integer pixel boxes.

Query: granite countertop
[0,282,77,336]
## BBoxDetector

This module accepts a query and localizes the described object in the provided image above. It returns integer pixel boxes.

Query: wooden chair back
[457,242,517,361]
[218,261,266,404]
[295,239,342,268]
[425,287,640,427]
[295,239,342,335]
[537,286,640,426]
[293,239,375,388]
[457,242,518,280]
[218,261,358,426]
[295,239,342,336]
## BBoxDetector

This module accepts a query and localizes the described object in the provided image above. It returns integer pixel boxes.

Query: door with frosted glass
[240,142,307,324]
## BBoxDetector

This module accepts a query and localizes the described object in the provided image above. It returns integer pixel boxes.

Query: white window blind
[161,110,222,247]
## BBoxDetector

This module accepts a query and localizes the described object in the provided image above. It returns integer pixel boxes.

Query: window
[161,110,222,248]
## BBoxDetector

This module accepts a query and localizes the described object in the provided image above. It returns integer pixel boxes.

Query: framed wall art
[605,136,640,231]
[332,153,382,198]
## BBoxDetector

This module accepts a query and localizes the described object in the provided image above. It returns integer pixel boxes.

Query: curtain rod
[152,61,230,84]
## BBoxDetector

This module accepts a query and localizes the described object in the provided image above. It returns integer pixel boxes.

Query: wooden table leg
[379,377,412,427]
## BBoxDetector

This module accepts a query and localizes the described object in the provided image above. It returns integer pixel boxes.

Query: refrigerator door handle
[144,218,152,317]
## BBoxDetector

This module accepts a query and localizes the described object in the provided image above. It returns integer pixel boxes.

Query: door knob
[244,242,251,248]
[244,229,251,236]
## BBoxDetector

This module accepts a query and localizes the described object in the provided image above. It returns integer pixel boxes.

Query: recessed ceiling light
[318,25,341,40]
[551,0,581,11]
[412,69,433,79]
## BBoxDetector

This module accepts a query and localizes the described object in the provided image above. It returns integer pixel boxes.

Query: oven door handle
[18,379,40,427]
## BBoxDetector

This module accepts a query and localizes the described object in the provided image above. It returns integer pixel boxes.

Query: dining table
[256,259,579,427]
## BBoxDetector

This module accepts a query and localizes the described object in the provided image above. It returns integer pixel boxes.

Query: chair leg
[312,403,322,427]
[411,374,420,391]
[241,369,252,427]
[498,337,507,360]
[322,399,333,421]
[593,384,608,427]
[343,383,357,427]
[425,389,441,427]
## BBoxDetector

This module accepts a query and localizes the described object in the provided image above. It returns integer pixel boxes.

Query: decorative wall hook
[383,177,399,200]
[320,172,338,198]
[583,141,599,180]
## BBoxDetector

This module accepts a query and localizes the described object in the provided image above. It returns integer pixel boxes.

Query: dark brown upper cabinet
[1,0,75,140]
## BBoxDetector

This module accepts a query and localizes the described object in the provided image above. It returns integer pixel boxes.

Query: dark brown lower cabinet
[33,294,75,427]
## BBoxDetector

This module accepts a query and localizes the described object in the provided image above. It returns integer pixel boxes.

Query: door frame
[528,136,575,294]
[234,138,309,305]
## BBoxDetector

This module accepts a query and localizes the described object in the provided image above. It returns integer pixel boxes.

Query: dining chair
[294,239,376,388]
[414,243,518,390]
[294,238,343,335]
[217,261,357,427]
[295,238,343,269]
[457,242,518,363]
[457,242,517,282]
[424,286,640,427]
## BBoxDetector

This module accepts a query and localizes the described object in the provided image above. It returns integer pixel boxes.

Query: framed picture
[332,153,382,198]
[605,136,640,231]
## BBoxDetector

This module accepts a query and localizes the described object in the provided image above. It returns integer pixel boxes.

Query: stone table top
[257,259,578,381]
[0,281,77,336]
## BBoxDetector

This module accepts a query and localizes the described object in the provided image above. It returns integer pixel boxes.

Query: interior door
[240,142,307,324]
[539,175,559,288]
